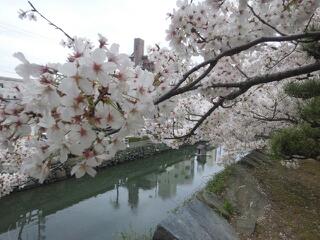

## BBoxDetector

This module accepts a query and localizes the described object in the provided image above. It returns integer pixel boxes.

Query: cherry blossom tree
[1,0,320,197]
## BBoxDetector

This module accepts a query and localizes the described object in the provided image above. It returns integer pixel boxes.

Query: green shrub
[284,80,320,99]
[270,124,320,160]
[270,78,320,160]
[300,97,320,124]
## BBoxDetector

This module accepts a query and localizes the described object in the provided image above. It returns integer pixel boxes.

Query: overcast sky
[0,0,176,78]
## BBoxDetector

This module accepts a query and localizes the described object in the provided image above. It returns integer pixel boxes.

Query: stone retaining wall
[99,142,170,167]
[19,142,171,191]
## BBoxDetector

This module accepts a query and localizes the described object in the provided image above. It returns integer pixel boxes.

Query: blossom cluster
[0,172,26,197]
[166,0,318,58]
[147,0,320,157]
[1,0,320,197]
[0,36,161,186]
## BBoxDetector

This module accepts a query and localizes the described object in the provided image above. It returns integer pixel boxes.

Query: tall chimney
[133,38,144,66]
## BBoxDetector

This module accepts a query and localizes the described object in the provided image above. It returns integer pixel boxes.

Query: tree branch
[304,13,315,32]
[154,31,320,105]
[165,97,224,139]
[156,63,214,104]
[267,43,299,70]
[252,115,298,124]
[238,61,320,88]
[247,4,286,36]
[207,61,320,89]
[28,1,74,41]
[165,61,320,140]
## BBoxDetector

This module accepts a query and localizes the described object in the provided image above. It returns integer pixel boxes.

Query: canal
[0,146,222,240]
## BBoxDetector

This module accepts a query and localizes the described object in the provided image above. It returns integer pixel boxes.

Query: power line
[0,69,16,75]
[0,65,18,75]
[0,22,58,42]
[0,76,23,82]
[0,25,36,39]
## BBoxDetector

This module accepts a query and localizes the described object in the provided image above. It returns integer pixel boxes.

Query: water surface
[0,146,222,240]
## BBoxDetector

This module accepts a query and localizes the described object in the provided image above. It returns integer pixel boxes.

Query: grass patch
[126,136,149,143]
[223,200,234,215]
[206,165,234,194]
[118,228,153,240]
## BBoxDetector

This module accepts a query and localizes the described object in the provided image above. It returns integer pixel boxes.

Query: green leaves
[270,124,320,160]
[284,79,320,99]
[270,79,320,159]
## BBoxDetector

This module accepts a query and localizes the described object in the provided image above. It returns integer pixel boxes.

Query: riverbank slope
[153,150,320,239]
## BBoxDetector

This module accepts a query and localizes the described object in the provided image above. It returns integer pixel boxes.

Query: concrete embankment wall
[153,150,271,240]
[19,141,171,191]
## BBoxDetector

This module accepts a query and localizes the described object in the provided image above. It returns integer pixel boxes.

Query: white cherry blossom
[1,0,319,197]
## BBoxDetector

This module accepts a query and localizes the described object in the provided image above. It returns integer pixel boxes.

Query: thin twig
[267,43,299,70]
[247,4,286,36]
[252,115,298,124]
[165,97,224,139]
[28,1,74,41]
[304,13,315,32]
[231,56,250,79]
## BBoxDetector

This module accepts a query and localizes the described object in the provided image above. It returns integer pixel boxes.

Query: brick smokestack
[133,38,144,66]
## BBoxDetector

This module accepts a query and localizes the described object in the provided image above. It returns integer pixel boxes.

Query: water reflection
[14,210,46,240]
[0,146,223,240]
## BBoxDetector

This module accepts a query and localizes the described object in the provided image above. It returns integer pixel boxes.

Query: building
[130,38,154,71]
